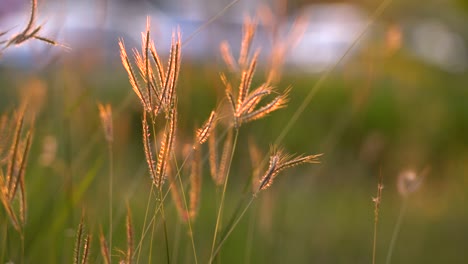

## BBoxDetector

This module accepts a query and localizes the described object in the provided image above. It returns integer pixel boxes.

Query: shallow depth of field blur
[1,0,468,263]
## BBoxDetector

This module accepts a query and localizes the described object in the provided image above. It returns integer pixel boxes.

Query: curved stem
[209,128,239,262]
[210,197,255,262]
[385,198,408,264]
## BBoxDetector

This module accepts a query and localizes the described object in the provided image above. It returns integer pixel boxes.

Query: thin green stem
[148,188,158,264]
[274,0,393,147]
[209,128,239,262]
[244,202,257,264]
[107,142,113,255]
[136,183,154,264]
[385,198,408,264]
[372,210,379,264]
[159,189,171,264]
[211,196,255,262]
[172,151,198,264]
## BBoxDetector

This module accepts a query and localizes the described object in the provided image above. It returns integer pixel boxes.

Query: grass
[1,0,468,263]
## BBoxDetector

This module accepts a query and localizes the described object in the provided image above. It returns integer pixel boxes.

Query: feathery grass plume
[155,106,177,188]
[0,114,13,160]
[257,147,322,192]
[81,234,91,264]
[126,205,134,264]
[2,0,57,50]
[216,128,233,186]
[258,4,308,84]
[220,41,237,72]
[397,169,425,197]
[0,170,20,231]
[189,145,202,220]
[98,103,113,143]
[6,107,26,192]
[119,40,148,110]
[14,130,32,226]
[219,18,290,128]
[0,106,34,231]
[195,110,217,147]
[99,227,111,264]
[142,112,157,182]
[120,25,181,116]
[74,216,85,264]
[238,16,257,69]
[161,30,181,112]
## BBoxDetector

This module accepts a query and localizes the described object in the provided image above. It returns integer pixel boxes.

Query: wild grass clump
[0,0,428,263]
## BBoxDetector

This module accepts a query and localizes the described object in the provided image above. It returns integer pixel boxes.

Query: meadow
[1,0,468,263]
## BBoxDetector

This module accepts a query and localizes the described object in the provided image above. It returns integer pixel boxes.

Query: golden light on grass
[257,147,322,192]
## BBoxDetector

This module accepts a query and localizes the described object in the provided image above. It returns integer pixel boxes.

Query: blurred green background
[1,0,468,263]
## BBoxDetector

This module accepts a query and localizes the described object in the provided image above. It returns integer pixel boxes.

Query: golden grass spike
[144,18,152,108]
[237,49,260,110]
[9,128,32,202]
[0,170,20,231]
[220,41,237,72]
[189,146,202,220]
[17,130,33,225]
[32,35,57,45]
[238,17,257,69]
[217,128,233,186]
[258,150,281,191]
[0,114,11,157]
[161,29,181,110]
[99,227,111,264]
[208,127,218,184]
[155,106,177,188]
[239,88,289,125]
[258,148,322,192]
[238,84,272,114]
[119,40,147,110]
[6,108,25,192]
[225,90,237,126]
[142,112,157,183]
[126,205,134,264]
[149,41,165,88]
[168,30,182,108]
[74,216,84,264]
[81,234,91,264]
[98,103,113,143]
[277,153,323,172]
[196,111,217,146]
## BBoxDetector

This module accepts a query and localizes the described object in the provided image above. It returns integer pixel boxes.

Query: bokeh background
[1,0,468,263]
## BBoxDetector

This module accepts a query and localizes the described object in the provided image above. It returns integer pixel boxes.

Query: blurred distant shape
[406,19,467,72]
[0,0,467,73]
[284,3,369,73]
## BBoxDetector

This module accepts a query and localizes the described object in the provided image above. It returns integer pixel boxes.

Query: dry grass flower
[257,147,322,193]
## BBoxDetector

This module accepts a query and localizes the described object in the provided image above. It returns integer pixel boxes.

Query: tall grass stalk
[107,143,113,253]
[209,128,239,262]
[372,172,384,264]
[172,152,199,264]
